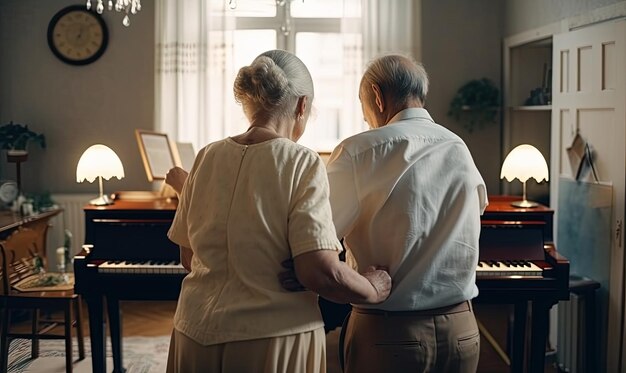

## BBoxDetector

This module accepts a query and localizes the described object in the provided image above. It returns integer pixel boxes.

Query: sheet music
[176,142,196,171]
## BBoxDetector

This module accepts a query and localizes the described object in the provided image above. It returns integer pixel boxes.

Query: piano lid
[479,223,546,261]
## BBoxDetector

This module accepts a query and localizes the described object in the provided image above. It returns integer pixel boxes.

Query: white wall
[0,0,154,194]
[422,0,505,195]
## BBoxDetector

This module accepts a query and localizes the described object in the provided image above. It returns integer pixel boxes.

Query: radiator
[47,194,92,268]
[556,294,588,373]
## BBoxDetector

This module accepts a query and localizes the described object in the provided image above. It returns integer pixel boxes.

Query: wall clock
[47,5,108,66]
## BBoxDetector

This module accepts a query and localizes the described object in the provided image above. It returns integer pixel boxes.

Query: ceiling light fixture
[86,0,141,27]
[228,0,303,10]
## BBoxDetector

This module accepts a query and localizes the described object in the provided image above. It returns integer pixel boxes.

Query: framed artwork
[135,130,177,181]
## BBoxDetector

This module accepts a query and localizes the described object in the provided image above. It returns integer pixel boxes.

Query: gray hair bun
[234,56,290,112]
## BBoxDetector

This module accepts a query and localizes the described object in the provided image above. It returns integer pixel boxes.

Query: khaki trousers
[167,327,326,373]
[343,301,480,373]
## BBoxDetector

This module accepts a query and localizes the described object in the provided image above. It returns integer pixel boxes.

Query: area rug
[8,336,170,373]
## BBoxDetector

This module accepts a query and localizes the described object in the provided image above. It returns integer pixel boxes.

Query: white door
[552,19,626,372]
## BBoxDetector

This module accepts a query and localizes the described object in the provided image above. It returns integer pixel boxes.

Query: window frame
[230,2,363,151]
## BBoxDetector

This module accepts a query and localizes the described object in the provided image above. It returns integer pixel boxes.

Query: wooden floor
[10,300,558,372]
[116,301,176,336]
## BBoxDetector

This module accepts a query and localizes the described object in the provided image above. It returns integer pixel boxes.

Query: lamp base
[89,194,114,206]
[510,199,539,208]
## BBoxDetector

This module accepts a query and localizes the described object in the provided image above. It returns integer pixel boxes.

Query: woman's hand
[291,250,392,305]
[165,167,189,194]
[278,258,306,292]
[360,266,392,303]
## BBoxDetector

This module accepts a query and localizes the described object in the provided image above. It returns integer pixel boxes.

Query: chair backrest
[0,227,44,296]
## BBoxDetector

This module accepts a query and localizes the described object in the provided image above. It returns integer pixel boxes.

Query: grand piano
[74,195,568,373]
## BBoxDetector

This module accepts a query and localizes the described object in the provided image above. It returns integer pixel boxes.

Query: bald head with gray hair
[360,54,429,111]
[234,49,314,123]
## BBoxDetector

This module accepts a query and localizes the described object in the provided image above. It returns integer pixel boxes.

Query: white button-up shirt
[327,108,488,311]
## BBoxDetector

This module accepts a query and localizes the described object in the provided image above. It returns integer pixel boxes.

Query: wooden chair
[0,227,85,373]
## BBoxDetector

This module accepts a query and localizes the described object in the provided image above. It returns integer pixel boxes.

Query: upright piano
[74,196,569,373]
[477,196,569,373]
[74,199,183,373]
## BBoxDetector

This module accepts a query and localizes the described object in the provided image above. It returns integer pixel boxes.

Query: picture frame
[135,130,177,181]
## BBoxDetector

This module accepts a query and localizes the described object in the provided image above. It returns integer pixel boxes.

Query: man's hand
[361,266,392,304]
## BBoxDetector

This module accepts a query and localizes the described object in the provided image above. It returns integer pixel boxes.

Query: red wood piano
[74,195,569,373]
[477,196,569,373]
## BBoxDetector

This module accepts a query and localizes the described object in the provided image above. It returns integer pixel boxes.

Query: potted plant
[0,121,46,161]
[448,78,500,133]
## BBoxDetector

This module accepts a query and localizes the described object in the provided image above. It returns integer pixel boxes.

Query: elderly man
[327,54,487,372]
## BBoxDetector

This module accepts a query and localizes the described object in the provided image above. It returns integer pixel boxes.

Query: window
[227,0,365,151]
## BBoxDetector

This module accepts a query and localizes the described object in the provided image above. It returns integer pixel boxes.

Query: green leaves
[448,78,500,133]
[0,121,46,150]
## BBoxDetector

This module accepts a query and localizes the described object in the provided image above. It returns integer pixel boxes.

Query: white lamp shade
[76,144,125,183]
[500,144,549,183]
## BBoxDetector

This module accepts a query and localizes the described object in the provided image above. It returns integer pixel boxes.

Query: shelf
[461,105,500,111]
[510,105,551,111]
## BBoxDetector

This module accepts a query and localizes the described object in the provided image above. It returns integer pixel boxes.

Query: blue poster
[557,177,612,371]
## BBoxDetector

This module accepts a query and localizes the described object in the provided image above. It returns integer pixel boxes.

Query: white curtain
[337,0,416,140]
[339,2,366,141]
[155,0,417,152]
[155,0,235,151]
[362,0,416,61]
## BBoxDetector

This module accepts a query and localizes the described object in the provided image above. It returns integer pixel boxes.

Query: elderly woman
[166,49,391,373]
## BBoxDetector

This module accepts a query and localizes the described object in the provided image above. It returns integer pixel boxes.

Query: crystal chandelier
[86,0,141,27]
[228,0,303,10]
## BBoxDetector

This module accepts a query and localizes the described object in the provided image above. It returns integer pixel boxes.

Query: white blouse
[169,137,342,346]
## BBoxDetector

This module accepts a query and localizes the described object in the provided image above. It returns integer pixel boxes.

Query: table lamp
[500,144,549,208]
[76,144,125,205]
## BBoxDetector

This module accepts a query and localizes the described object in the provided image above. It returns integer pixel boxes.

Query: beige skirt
[166,327,326,373]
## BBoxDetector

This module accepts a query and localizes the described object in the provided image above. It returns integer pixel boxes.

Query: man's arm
[293,249,391,304]
[326,147,360,238]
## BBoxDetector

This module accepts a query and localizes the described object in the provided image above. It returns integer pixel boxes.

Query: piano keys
[98,259,187,274]
[476,260,543,278]
[477,217,553,281]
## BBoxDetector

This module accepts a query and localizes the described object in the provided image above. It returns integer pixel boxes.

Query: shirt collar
[388,107,434,125]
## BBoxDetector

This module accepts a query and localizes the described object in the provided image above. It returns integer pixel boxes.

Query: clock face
[0,181,18,205]
[47,6,108,65]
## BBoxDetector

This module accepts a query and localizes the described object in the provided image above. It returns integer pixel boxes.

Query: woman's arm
[180,246,193,271]
[293,250,391,304]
